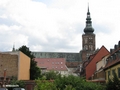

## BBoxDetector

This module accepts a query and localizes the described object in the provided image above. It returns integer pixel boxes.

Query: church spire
[84,5,94,34]
[12,43,15,52]
[87,4,90,15]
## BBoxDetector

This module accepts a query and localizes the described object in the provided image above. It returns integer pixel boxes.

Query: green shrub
[54,75,105,90]
[34,78,57,90]
[35,74,105,90]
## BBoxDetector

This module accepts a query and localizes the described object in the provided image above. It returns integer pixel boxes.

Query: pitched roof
[34,58,68,71]
[85,46,110,79]
[104,59,120,70]
[104,41,120,70]
[104,48,120,70]
[86,46,109,67]
[32,52,81,62]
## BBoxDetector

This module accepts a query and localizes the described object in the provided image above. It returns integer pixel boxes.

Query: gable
[85,46,110,79]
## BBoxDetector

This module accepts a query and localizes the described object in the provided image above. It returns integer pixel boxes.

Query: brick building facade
[0,53,18,78]
[0,51,30,80]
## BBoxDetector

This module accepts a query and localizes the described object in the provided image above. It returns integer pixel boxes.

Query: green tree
[64,85,76,90]
[34,77,57,90]
[54,75,105,90]
[18,45,41,80]
[9,76,25,88]
[35,74,105,90]
[43,70,61,80]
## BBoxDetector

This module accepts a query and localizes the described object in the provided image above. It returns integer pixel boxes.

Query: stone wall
[0,53,18,78]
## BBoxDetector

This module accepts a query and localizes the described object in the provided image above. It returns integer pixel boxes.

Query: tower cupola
[84,6,94,34]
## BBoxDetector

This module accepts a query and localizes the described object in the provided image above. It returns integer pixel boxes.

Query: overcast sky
[0,0,120,52]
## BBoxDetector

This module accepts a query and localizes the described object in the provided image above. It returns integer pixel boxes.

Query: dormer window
[110,56,113,61]
[113,53,117,60]
[106,58,108,64]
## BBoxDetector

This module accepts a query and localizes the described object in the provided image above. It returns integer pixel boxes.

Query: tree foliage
[18,45,41,80]
[43,70,61,80]
[54,75,104,90]
[34,74,105,90]
[9,77,25,88]
[34,77,57,90]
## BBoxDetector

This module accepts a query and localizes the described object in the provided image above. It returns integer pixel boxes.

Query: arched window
[89,45,93,51]
[84,45,88,50]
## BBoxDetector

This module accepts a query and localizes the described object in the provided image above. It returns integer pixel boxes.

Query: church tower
[81,6,96,61]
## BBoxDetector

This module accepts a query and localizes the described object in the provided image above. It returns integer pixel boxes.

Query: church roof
[32,52,82,62]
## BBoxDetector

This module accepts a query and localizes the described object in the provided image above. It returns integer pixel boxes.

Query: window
[89,45,93,51]
[84,45,88,50]
[112,69,115,76]
[108,71,110,79]
[110,56,113,62]
[118,67,120,78]
[105,72,106,79]
[113,54,116,60]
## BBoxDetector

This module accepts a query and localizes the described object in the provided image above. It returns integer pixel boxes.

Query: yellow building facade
[105,64,120,82]
[104,41,120,82]
[18,51,30,80]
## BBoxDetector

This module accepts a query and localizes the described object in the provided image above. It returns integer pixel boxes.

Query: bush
[34,77,57,90]
[43,70,61,80]
[54,75,105,90]
[34,74,105,90]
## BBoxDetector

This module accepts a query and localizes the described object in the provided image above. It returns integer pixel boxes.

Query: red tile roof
[34,58,68,71]
[104,56,120,70]
[104,44,120,70]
